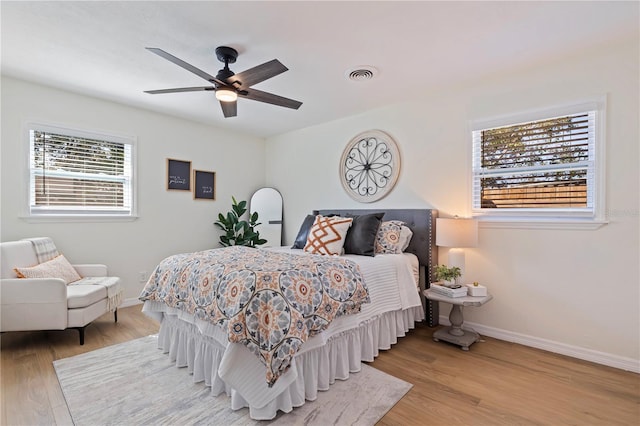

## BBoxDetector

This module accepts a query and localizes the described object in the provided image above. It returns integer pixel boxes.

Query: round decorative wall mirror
[339,130,401,203]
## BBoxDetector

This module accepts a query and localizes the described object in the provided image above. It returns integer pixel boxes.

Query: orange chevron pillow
[304,215,353,255]
[14,254,81,284]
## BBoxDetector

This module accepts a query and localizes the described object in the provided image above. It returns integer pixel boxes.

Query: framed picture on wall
[193,170,216,200]
[167,158,191,191]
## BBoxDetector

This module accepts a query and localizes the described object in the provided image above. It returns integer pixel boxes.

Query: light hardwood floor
[1,305,638,425]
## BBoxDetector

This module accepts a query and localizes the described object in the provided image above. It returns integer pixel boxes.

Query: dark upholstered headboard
[313,208,439,326]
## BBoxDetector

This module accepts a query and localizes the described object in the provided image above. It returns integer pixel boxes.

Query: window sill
[477,217,608,230]
[21,215,139,224]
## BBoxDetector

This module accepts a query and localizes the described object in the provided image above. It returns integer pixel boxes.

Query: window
[28,123,136,219]
[471,99,605,228]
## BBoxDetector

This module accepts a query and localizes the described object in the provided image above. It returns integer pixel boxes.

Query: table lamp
[436,217,478,279]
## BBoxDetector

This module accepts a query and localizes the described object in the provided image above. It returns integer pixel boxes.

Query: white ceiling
[2,1,637,138]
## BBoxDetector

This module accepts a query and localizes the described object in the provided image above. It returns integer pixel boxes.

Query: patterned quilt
[139,246,370,386]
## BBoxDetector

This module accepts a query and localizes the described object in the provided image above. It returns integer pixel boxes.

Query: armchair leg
[77,327,85,345]
[114,308,118,323]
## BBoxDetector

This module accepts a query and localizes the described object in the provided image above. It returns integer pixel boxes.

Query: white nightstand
[423,289,493,351]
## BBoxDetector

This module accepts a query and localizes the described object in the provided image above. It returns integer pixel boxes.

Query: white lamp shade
[436,217,478,248]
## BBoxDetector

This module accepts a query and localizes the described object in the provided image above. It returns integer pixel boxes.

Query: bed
[140,208,438,420]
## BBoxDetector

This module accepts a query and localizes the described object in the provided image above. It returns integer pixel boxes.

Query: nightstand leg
[448,305,465,336]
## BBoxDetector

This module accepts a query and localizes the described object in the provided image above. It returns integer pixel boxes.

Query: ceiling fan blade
[144,86,214,94]
[239,88,302,110]
[146,47,226,86]
[220,100,237,118]
[228,59,288,88]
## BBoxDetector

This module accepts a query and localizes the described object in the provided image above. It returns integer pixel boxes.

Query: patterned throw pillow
[14,254,82,284]
[304,215,353,255]
[375,220,407,254]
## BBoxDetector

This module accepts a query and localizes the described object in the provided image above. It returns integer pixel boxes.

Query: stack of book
[429,283,468,298]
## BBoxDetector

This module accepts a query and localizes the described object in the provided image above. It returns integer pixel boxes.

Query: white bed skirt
[152,305,424,420]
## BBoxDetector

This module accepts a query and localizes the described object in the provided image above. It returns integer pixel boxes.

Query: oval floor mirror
[250,188,283,247]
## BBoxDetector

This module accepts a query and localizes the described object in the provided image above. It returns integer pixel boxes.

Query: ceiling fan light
[215,87,237,102]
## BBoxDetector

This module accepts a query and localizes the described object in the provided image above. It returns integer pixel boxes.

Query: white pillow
[398,225,414,252]
[304,215,353,255]
[14,254,81,284]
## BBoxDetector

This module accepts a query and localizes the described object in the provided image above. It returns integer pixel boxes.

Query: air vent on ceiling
[345,66,377,81]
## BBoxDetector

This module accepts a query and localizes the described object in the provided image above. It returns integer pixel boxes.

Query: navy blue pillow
[343,212,385,257]
[292,214,317,249]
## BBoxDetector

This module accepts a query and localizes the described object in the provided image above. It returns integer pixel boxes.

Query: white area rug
[54,335,411,425]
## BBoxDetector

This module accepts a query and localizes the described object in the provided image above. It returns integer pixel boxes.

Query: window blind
[29,129,133,216]
[472,111,595,211]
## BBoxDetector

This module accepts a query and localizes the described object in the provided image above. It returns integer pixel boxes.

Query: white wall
[1,77,265,301]
[265,39,639,366]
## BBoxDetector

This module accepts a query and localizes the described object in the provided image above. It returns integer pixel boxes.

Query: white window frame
[469,97,607,230]
[24,122,138,222]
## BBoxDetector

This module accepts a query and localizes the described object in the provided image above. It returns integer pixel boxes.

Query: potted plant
[214,196,267,247]
[434,264,462,287]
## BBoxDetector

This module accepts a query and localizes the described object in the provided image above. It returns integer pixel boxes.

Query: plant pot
[444,279,459,288]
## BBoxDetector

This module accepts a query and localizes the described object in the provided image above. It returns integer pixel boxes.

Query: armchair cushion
[66,284,108,309]
[70,277,122,311]
[14,254,81,284]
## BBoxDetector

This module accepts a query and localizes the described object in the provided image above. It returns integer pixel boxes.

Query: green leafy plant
[434,264,462,284]
[214,196,267,247]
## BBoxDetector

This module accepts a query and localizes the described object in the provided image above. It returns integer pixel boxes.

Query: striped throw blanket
[23,237,59,263]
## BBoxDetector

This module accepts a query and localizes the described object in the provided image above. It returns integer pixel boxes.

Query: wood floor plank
[371,326,639,425]
[5,352,55,425]
[51,402,74,426]
[1,306,638,425]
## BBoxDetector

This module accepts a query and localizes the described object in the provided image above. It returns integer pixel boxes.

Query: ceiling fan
[144,46,302,118]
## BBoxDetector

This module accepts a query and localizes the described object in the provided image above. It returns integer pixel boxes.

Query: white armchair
[0,239,122,344]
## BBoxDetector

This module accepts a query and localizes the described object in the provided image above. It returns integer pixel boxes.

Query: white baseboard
[438,315,640,374]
